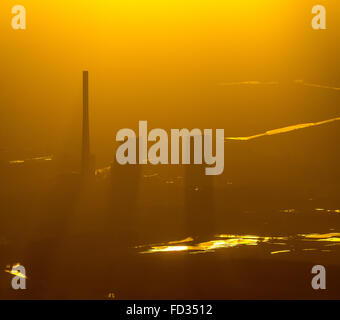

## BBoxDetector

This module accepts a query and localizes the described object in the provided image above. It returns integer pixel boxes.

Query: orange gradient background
[0,0,338,168]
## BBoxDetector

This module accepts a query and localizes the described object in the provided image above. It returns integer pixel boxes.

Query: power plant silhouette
[80,70,214,237]
[2,70,340,300]
[81,71,95,177]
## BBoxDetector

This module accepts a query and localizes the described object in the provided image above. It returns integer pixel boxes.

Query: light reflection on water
[299,233,340,242]
[4,263,27,279]
[137,233,340,255]
[279,208,340,214]
[8,155,53,164]
[314,208,340,214]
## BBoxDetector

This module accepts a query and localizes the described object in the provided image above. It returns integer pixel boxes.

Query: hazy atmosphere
[1,0,340,300]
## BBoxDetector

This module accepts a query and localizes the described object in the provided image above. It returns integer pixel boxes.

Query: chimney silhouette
[82,71,90,175]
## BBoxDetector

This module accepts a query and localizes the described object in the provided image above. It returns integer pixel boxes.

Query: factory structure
[81,71,95,177]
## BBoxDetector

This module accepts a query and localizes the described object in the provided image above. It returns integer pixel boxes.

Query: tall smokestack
[82,71,90,175]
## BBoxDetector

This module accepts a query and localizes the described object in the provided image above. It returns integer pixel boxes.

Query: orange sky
[0,0,338,167]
